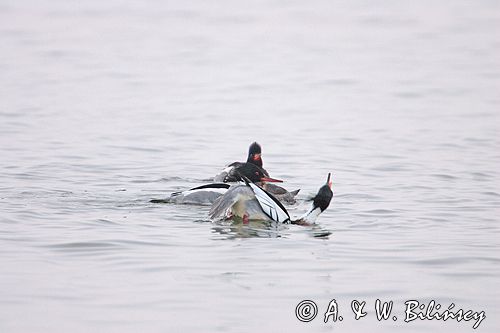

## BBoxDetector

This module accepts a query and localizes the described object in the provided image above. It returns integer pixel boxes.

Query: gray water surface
[1,1,499,332]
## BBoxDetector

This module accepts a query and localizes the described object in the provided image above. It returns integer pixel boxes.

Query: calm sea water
[1,1,499,332]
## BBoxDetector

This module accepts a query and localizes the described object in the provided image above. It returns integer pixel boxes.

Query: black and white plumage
[292,173,333,226]
[261,183,300,205]
[151,163,282,206]
[208,182,290,223]
[208,185,274,221]
[166,183,230,205]
[214,142,268,182]
[248,182,290,223]
[209,173,333,225]
[214,142,300,204]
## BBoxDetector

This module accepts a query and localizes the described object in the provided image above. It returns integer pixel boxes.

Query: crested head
[313,174,333,212]
[290,173,334,225]
[248,142,262,155]
[247,142,263,167]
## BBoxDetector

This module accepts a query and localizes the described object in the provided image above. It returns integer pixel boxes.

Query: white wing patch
[249,183,290,223]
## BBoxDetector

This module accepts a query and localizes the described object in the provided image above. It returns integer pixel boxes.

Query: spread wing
[249,183,290,223]
[208,185,250,220]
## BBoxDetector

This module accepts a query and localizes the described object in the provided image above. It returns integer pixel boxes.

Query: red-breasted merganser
[214,142,300,204]
[151,163,283,205]
[209,173,333,225]
[214,142,267,182]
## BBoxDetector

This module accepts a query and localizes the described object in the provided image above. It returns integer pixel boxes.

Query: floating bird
[214,142,267,182]
[152,163,282,205]
[214,141,300,204]
[209,173,333,225]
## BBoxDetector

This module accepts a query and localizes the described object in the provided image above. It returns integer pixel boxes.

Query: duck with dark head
[246,141,263,168]
[209,173,333,225]
[214,142,268,182]
[153,162,282,205]
[214,141,300,204]
[291,173,333,226]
